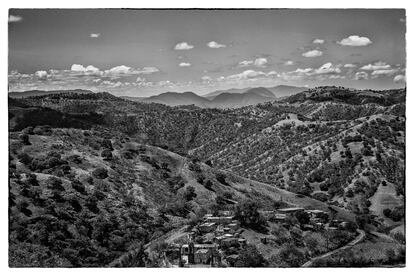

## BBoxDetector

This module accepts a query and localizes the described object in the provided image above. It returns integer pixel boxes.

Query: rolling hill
[8,89,93,98]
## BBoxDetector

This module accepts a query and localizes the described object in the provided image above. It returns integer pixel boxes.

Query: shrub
[235,245,267,267]
[46,177,65,191]
[216,173,228,185]
[101,149,113,161]
[235,199,267,230]
[92,168,108,179]
[71,180,87,195]
[101,139,113,150]
[19,134,31,145]
[67,154,82,164]
[183,186,197,201]
[278,245,306,267]
[17,152,32,165]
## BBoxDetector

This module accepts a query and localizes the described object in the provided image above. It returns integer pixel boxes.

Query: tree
[92,168,108,179]
[234,199,266,230]
[101,139,113,150]
[234,245,267,267]
[216,173,227,185]
[101,149,113,161]
[19,133,31,145]
[278,245,306,267]
[183,186,196,201]
[46,177,65,191]
[295,210,310,225]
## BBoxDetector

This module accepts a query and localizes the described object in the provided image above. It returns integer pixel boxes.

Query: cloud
[238,60,253,67]
[35,71,48,80]
[174,42,194,50]
[254,58,268,67]
[71,64,100,74]
[284,60,294,66]
[135,67,160,74]
[371,69,398,76]
[218,70,276,82]
[344,63,356,68]
[360,61,391,71]
[104,65,159,76]
[179,62,191,67]
[9,15,22,23]
[337,35,372,46]
[90,33,100,38]
[393,74,406,83]
[293,68,313,74]
[313,38,325,44]
[314,62,341,74]
[207,41,226,48]
[302,50,323,58]
[354,71,369,80]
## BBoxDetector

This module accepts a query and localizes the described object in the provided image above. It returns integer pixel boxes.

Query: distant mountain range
[202,85,307,100]
[8,89,93,98]
[124,85,307,108]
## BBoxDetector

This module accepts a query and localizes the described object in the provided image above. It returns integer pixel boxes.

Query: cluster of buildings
[171,211,247,267]
[163,206,351,267]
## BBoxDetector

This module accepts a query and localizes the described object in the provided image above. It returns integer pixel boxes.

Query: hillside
[9,125,355,267]
[201,85,307,100]
[136,87,281,108]
[9,89,93,99]
[8,86,405,266]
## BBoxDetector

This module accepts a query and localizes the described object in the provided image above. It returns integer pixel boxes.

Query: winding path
[301,229,366,267]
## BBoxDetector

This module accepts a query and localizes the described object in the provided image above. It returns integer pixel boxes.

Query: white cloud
[71,64,100,74]
[90,33,100,38]
[313,39,325,44]
[219,70,276,82]
[371,69,398,76]
[314,62,341,74]
[9,15,22,23]
[393,74,406,83]
[337,35,372,46]
[302,50,323,58]
[179,62,191,67]
[106,65,132,75]
[344,63,356,68]
[354,71,369,80]
[360,61,391,71]
[254,58,268,67]
[207,41,226,48]
[284,60,294,66]
[174,42,194,50]
[293,68,313,74]
[35,71,48,80]
[135,67,160,74]
[238,60,253,67]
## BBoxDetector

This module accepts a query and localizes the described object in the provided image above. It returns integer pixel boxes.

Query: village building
[199,222,216,233]
[277,207,305,214]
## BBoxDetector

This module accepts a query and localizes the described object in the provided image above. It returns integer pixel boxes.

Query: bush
[92,168,108,179]
[46,177,65,191]
[101,149,113,161]
[19,134,31,145]
[235,244,267,267]
[216,173,228,185]
[235,199,267,230]
[71,180,87,195]
[67,154,82,164]
[278,245,306,267]
[101,139,113,150]
[183,186,197,201]
[17,153,32,165]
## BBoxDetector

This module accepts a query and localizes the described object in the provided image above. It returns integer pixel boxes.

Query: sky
[8,9,406,97]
